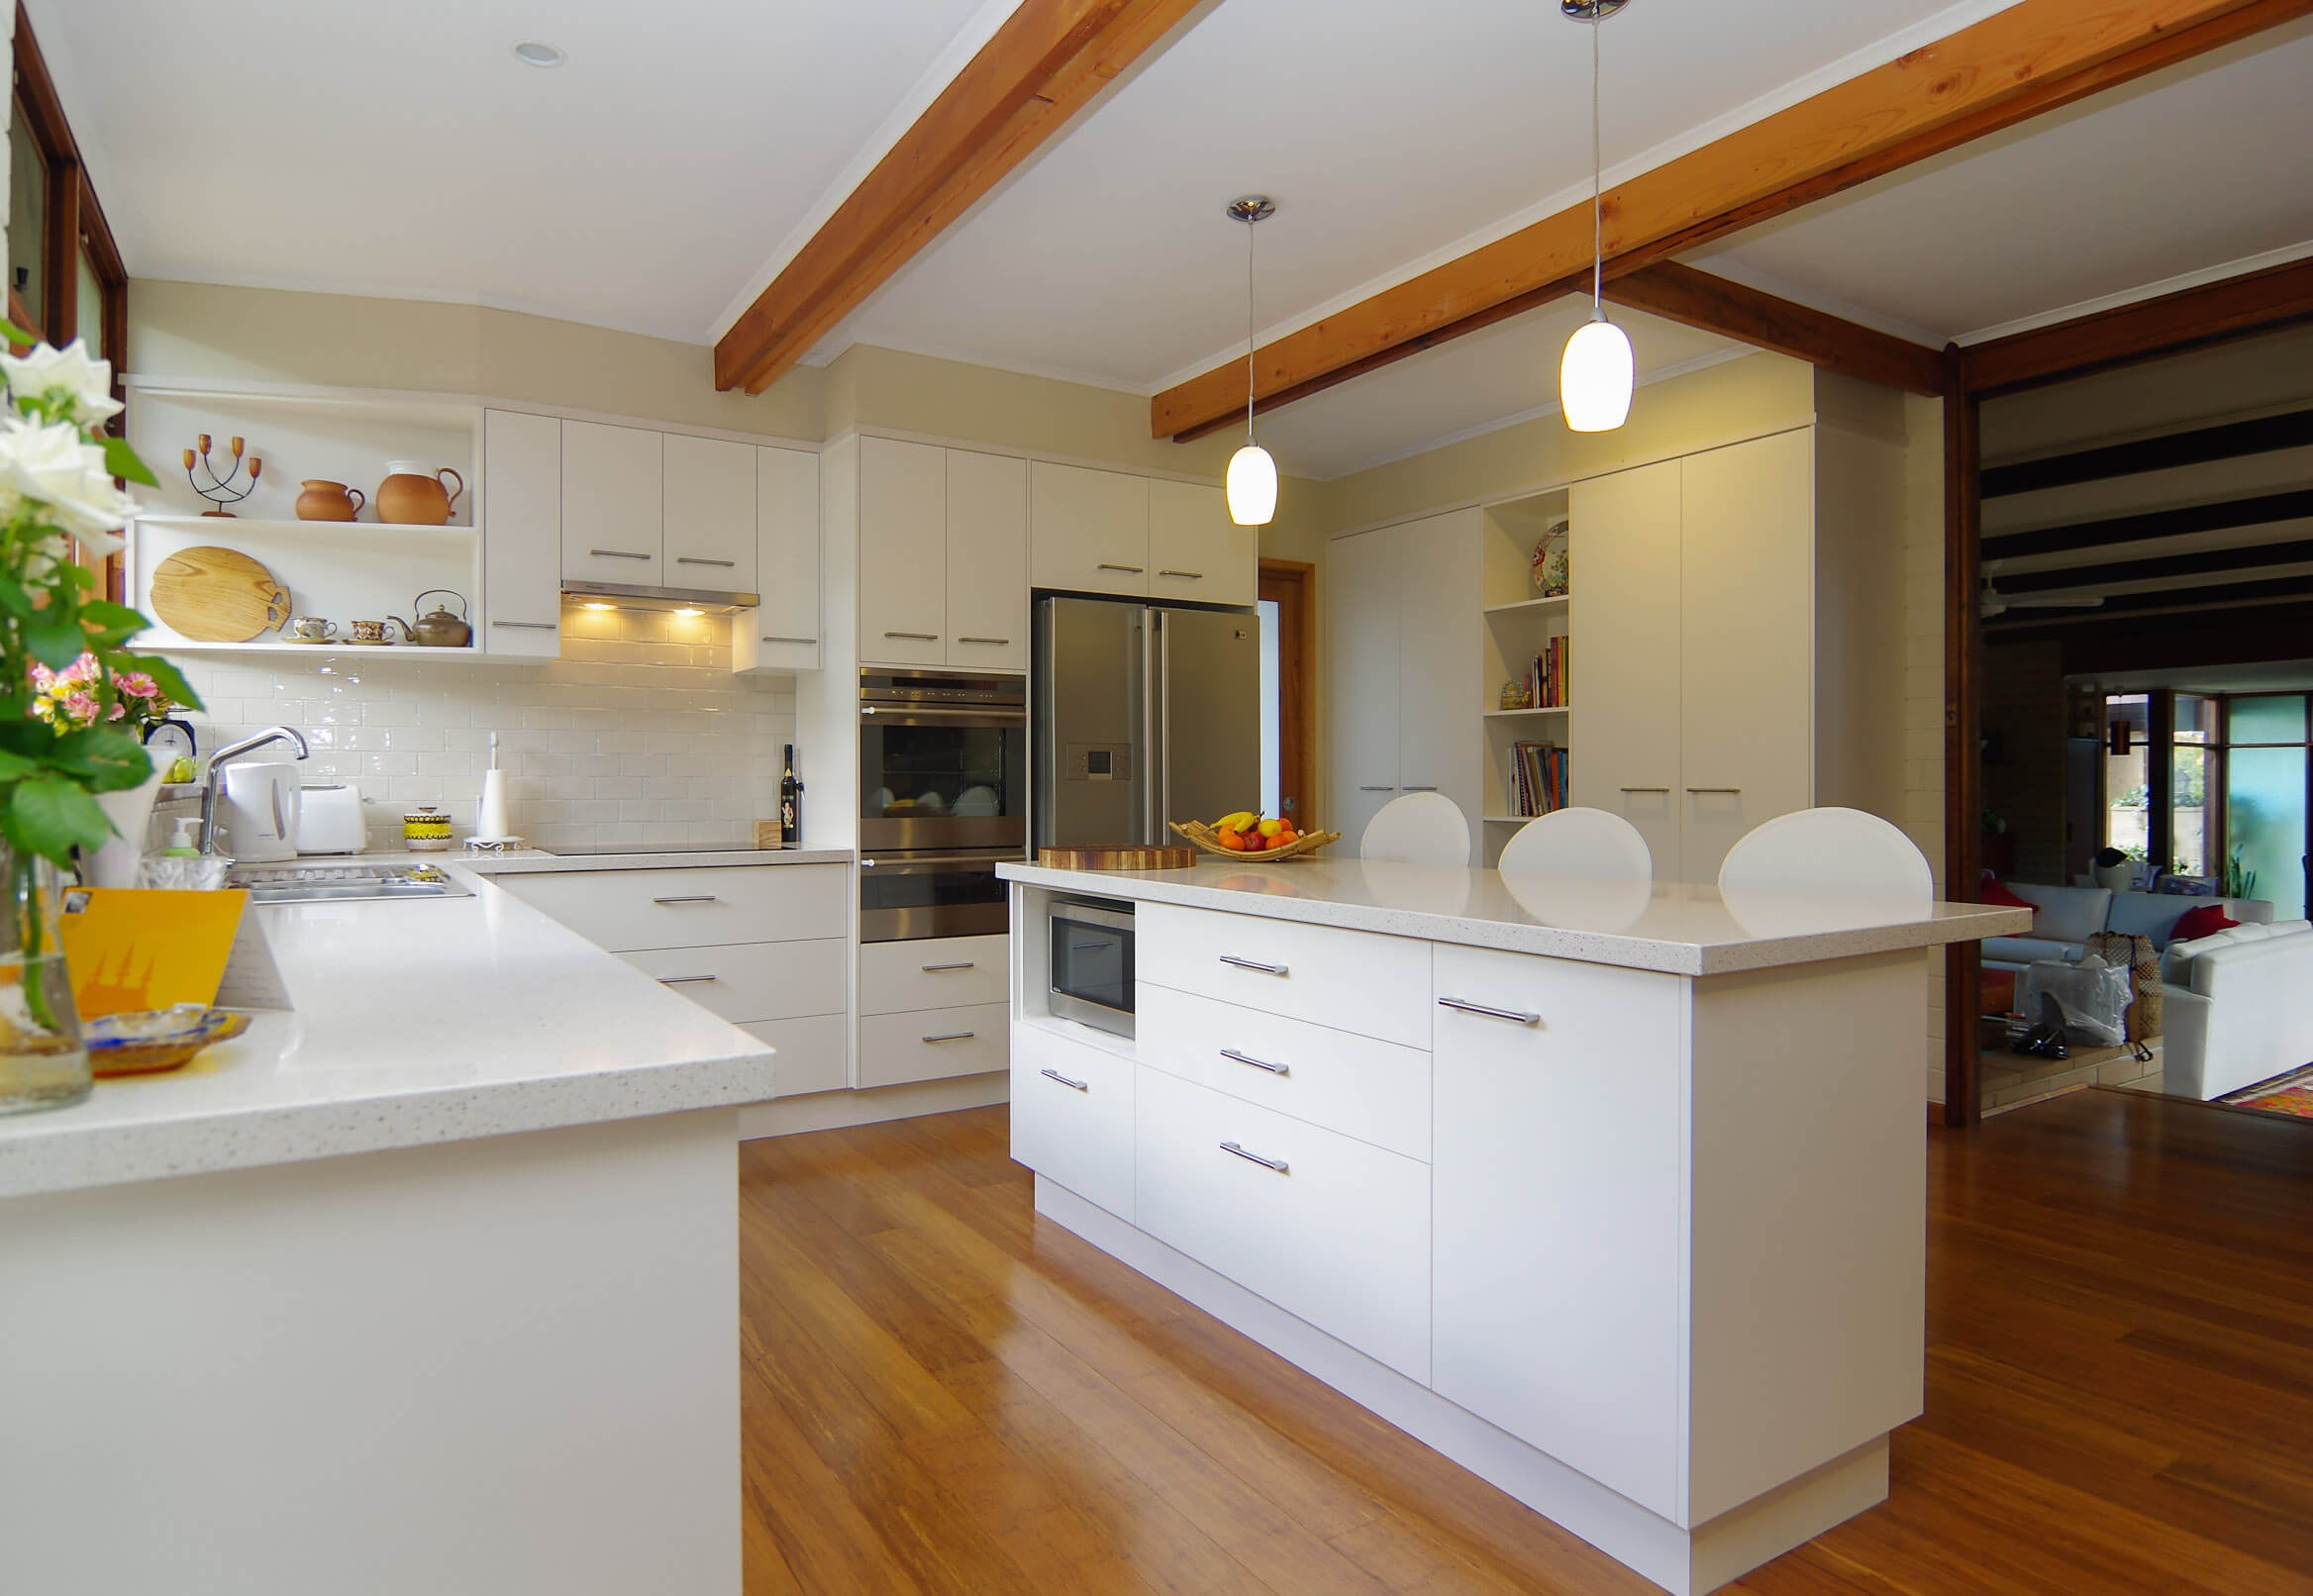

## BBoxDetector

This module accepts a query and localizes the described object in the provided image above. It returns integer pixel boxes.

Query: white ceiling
[26,0,1000,342]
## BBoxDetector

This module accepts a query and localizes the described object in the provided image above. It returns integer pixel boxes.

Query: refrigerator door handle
[1143,611,1162,848]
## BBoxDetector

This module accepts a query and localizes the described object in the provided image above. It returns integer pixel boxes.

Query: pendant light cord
[1590,8,1603,314]
[1245,214,1258,445]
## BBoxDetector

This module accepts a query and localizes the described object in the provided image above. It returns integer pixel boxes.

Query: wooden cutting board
[151,546,290,642]
[1038,845,1195,871]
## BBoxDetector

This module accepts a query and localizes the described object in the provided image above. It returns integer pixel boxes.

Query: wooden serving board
[151,546,291,641]
[1038,844,1195,871]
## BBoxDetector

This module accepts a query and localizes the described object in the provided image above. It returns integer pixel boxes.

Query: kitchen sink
[228,862,472,904]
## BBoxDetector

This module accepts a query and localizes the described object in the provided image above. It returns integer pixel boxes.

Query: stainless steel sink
[228,862,472,904]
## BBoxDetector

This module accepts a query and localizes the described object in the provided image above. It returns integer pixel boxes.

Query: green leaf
[81,600,149,635]
[0,749,42,781]
[0,581,31,619]
[25,610,86,670]
[0,318,31,347]
[118,653,202,713]
[48,727,151,792]
[9,776,114,862]
[100,434,159,487]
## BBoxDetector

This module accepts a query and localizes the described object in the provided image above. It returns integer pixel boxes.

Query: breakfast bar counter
[998,858,2024,1596]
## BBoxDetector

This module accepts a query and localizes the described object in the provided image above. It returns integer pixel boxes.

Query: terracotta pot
[376,461,465,526]
[295,480,364,522]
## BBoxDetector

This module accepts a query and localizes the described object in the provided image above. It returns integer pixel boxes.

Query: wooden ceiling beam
[714,0,1207,396]
[1603,262,1942,396]
[1153,0,2313,441]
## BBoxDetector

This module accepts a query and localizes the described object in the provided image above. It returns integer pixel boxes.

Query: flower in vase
[0,417,139,554]
[0,338,125,429]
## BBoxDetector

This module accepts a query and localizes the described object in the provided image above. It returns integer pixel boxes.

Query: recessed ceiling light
[513,41,566,68]
[580,601,615,611]
[671,607,704,619]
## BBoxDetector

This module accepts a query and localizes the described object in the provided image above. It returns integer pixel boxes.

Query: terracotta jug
[376,461,465,526]
[295,479,364,522]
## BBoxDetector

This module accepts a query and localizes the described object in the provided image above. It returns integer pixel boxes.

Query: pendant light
[1225,195,1279,527]
[1559,0,1634,433]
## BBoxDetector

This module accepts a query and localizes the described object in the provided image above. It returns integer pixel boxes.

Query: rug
[2227,1064,2313,1121]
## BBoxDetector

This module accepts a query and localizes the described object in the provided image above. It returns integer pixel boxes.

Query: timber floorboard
[737,1086,2313,1594]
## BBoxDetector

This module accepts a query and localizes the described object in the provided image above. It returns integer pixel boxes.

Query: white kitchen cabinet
[1031,461,1149,596]
[856,1002,1009,1088]
[857,438,950,667]
[660,432,756,592]
[1140,900,1433,1048]
[1149,479,1254,607]
[1011,1023,1135,1220]
[1328,524,1403,846]
[480,409,562,658]
[621,938,847,1028]
[560,420,663,587]
[1570,458,1682,876]
[736,446,822,674]
[858,933,1009,1015]
[944,449,1029,671]
[489,863,848,953]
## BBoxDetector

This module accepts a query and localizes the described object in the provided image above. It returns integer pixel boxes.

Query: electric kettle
[218,762,303,862]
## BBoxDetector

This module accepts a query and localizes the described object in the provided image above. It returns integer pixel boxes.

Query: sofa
[1980,883,2273,973]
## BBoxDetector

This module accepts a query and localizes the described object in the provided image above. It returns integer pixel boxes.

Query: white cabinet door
[856,1002,1008,1087]
[1012,1024,1135,1220]
[1328,526,1401,847]
[857,437,949,667]
[1679,431,1815,884]
[944,449,1029,671]
[559,420,663,587]
[1148,479,1254,607]
[1569,459,1683,880]
[737,447,821,674]
[1031,461,1149,596]
[660,433,756,592]
[1431,944,1688,1520]
[1394,510,1482,833]
[480,410,561,658]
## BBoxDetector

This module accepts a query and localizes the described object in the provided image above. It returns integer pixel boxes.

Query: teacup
[351,619,392,644]
[290,616,337,640]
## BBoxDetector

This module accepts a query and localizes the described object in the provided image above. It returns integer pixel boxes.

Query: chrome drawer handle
[760,635,816,645]
[1438,996,1540,1026]
[657,974,717,985]
[1220,1141,1289,1174]
[1219,955,1288,976]
[588,549,652,559]
[1157,569,1203,579]
[1041,1068,1088,1091]
[492,620,556,631]
[1401,785,1440,792]
[1096,563,1145,573]
[675,556,736,566]
[1221,1047,1288,1076]
[1358,785,1396,792]
[923,1031,976,1044]
[652,894,720,905]
[921,961,976,972]
[1685,787,1743,795]
[1619,785,1669,794]
[884,631,939,641]
[957,636,1011,645]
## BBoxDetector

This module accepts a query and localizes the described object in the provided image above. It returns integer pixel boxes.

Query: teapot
[386,590,472,648]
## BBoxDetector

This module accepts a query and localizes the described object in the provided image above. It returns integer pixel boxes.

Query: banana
[1215,810,1258,833]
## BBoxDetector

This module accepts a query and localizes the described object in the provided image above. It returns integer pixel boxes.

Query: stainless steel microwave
[1047,896,1134,1040]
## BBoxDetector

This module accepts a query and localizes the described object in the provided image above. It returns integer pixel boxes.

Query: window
[2103,694,2150,863]
[2220,695,2308,920]
[2171,693,2213,878]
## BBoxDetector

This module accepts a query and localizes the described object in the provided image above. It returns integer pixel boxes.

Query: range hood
[559,579,759,616]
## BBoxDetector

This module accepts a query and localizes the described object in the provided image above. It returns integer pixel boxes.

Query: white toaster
[294,783,368,854]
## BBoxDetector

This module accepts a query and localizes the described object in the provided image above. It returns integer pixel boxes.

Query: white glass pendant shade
[1227,443,1277,526]
[1559,315,1634,433]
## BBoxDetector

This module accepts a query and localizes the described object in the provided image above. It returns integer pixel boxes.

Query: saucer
[285,634,340,645]
[346,638,396,647]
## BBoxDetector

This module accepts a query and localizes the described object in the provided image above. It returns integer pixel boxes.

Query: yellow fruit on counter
[1215,809,1258,833]
[1257,818,1285,839]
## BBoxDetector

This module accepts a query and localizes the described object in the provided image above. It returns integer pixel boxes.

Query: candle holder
[183,434,262,517]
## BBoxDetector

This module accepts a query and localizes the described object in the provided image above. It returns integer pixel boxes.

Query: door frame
[1259,557,1315,826]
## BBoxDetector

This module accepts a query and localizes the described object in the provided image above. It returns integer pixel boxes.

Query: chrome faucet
[199,727,311,855]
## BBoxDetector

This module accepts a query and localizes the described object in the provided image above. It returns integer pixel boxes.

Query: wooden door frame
[1259,557,1315,826]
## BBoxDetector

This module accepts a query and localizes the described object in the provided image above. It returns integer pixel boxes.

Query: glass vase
[0,848,90,1115]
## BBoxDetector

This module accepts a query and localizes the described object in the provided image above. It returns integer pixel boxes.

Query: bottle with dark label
[779,745,803,848]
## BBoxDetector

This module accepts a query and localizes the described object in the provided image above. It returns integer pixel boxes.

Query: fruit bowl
[1169,820,1342,861]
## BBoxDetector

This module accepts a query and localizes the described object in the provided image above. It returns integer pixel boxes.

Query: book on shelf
[1525,636,1570,710]
[1507,742,1568,818]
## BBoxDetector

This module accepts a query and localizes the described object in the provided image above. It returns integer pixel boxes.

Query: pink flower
[60,691,97,725]
[116,671,160,701]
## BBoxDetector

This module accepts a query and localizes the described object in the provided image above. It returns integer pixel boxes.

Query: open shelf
[1483,594,1571,617]
[150,640,550,667]
[136,514,478,542]
[1484,705,1571,718]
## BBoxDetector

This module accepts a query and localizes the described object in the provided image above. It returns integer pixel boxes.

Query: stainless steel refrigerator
[1035,595,1259,848]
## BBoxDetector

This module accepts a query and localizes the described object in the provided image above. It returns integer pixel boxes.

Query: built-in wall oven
[858,669,1027,943]
[1046,896,1135,1039]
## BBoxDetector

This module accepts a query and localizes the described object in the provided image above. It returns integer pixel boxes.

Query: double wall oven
[857,669,1027,942]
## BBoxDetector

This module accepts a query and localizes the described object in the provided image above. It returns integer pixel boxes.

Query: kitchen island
[998,857,2026,1596]
[0,857,792,1596]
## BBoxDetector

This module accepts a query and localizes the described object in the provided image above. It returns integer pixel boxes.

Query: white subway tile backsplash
[176,612,797,850]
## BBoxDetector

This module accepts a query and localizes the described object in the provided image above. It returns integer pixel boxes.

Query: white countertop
[456,846,853,873]
[0,861,782,1200]
[998,858,2029,975]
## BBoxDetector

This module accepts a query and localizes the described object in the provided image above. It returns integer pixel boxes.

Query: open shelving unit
[1478,488,1572,865]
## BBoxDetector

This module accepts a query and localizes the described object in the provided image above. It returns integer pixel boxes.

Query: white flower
[0,339,124,428]
[0,417,137,555]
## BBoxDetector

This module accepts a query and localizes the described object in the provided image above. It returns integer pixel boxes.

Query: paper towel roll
[477,767,511,840]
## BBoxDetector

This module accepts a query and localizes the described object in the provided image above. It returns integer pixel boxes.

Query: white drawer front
[1137,983,1431,1161]
[493,864,848,952]
[620,939,846,1026]
[1135,1065,1430,1381]
[858,935,1009,1015]
[1139,903,1432,1049]
[1011,1024,1134,1220]
[739,1014,848,1098]
[857,1002,1009,1089]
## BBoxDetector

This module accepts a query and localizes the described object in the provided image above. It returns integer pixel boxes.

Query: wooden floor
[737,1088,2313,1594]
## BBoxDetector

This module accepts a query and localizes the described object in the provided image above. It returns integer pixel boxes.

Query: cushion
[2170,904,2240,944]
[1980,875,2036,912]
[2003,882,2112,946]
[2107,891,2200,948]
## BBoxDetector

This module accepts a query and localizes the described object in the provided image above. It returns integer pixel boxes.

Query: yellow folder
[58,888,250,1020]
